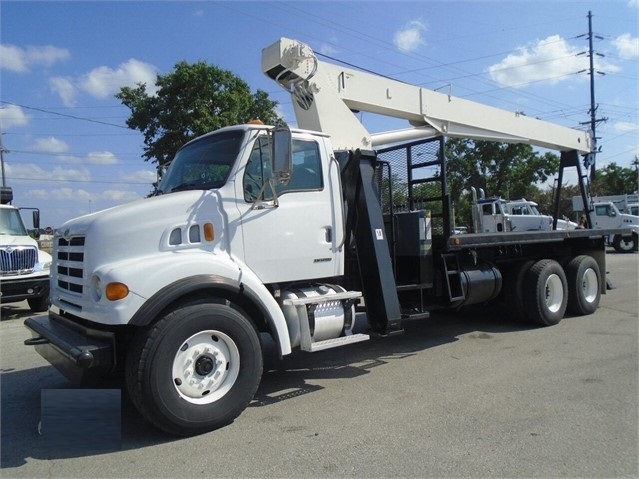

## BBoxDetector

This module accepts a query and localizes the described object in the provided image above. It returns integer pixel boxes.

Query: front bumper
[24,312,116,385]
[0,276,49,303]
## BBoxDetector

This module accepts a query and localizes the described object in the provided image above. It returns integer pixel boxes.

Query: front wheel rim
[172,330,240,405]
[620,239,634,251]
[544,273,564,313]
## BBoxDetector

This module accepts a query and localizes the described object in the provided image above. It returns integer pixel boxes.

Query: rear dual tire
[508,256,601,326]
[566,255,601,316]
[523,259,568,326]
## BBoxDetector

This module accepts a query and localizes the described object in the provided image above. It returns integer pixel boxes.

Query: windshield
[0,208,28,236]
[157,130,245,194]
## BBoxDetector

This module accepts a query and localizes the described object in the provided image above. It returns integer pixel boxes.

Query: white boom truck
[1,187,51,312]
[571,195,639,253]
[25,38,619,436]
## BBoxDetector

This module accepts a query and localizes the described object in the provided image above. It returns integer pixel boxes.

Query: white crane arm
[262,37,591,153]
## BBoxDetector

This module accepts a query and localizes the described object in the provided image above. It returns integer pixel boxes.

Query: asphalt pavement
[1,251,637,478]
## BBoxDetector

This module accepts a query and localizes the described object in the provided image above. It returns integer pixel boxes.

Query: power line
[0,100,130,129]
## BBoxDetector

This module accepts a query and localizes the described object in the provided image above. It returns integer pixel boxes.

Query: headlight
[90,275,103,302]
[34,261,51,272]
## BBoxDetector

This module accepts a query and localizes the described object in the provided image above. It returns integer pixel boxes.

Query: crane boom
[262,37,591,153]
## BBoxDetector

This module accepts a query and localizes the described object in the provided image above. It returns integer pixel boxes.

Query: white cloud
[32,137,69,153]
[51,59,158,106]
[629,0,638,7]
[49,77,78,107]
[614,121,639,133]
[25,189,50,200]
[319,43,338,56]
[87,151,119,165]
[51,166,91,182]
[394,20,426,52]
[56,155,84,164]
[4,162,89,185]
[27,186,139,205]
[0,104,29,128]
[4,162,45,180]
[49,187,92,202]
[56,151,119,165]
[487,35,619,88]
[125,169,158,183]
[0,44,69,73]
[612,33,639,60]
[101,189,142,202]
[80,59,158,98]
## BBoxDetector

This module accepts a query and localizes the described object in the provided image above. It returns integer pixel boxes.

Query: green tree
[591,162,639,196]
[444,138,559,225]
[116,61,280,168]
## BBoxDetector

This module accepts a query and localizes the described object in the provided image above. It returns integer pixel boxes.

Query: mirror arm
[250,178,279,210]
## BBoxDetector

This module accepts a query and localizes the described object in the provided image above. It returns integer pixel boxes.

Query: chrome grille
[0,245,38,275]
[56,236,85,295]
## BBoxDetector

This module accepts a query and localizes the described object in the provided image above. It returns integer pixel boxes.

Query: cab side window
[243,137,322,202]
[278,140,323,193]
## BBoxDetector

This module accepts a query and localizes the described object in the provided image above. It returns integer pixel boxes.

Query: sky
[1,0,637,228]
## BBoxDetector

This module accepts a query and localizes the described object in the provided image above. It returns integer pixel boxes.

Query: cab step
[305,333,370,352]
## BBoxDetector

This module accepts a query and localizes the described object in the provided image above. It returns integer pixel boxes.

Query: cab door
[235,133,342,284]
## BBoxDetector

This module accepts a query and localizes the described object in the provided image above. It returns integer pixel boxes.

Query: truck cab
[589,201,639,252]
[471,190,554,233]
[1,187,51,311]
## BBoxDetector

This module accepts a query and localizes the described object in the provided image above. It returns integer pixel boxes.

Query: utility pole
[0,128,7,188]
[578,11,608,182]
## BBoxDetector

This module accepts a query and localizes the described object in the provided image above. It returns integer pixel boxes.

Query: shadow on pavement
[2,305,534,467]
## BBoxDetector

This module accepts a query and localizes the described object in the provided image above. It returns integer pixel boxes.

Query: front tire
[523,259,568,326]
[612,233,638,253]
[566,255,601,315]
[126,301,262,436]
[27,294,49,312]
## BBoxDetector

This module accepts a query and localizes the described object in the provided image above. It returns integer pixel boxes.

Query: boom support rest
[340,149,403,335]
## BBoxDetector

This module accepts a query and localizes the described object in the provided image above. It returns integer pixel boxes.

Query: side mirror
[32,210,41,230]
[272,124,292,185]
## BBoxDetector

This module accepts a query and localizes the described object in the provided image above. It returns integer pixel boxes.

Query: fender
[129,273,293,357]
[129,274,240,326]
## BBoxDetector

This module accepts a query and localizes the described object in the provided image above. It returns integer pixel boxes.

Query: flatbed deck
[446,228,620,250]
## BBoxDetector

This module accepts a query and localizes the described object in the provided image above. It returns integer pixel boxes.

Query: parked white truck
[571,195,639,253]
[1,187,51,312]
[573,193,639,215]
[471,189,576,233]
[25,38,619,436]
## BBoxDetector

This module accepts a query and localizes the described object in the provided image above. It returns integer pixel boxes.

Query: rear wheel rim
[172,330,240,405]
[545,273,564,313]
[581,268,598,303]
